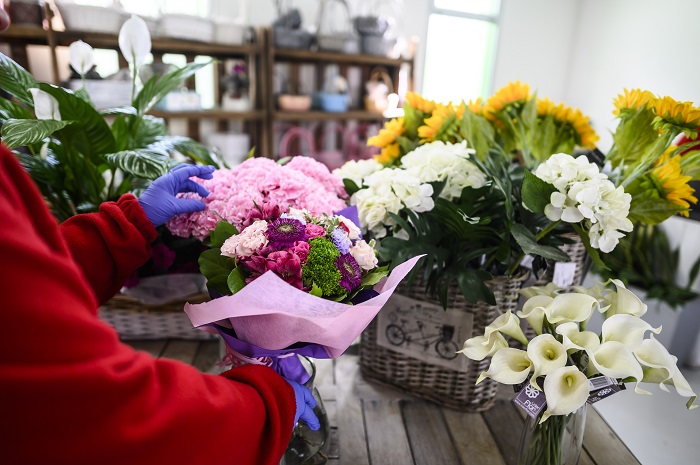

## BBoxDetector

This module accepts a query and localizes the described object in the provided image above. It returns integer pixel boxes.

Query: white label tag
[588,375,617,391]
[520,255,534,270]
[552,262,577,287]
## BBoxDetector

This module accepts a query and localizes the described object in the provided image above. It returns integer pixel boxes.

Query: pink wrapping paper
[184,256,422,358]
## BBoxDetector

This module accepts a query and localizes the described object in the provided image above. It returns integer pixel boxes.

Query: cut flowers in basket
[0,14,222,222]
[461,280,696,465]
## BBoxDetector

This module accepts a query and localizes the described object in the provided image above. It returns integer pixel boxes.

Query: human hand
[284,378,320,431]
[138,164,216,227]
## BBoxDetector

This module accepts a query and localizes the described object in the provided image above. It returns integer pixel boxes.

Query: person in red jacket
[0,142,319,465]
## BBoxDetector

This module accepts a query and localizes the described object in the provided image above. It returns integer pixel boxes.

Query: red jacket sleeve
[0,146,296,465]
[59,193,157,306]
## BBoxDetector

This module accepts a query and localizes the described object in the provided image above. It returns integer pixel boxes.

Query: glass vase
[280,356,331,465]
[516,405,587,465]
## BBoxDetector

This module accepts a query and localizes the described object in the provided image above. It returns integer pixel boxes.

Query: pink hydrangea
[166,157,348,240]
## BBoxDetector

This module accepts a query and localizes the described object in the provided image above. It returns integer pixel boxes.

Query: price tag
[552,262,577,287]
[520,255,534,270]
[513,384,547,418]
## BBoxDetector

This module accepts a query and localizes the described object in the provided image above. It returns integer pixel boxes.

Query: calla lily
[118,15,152,66]
[483,311,529,345]
[519,282,561,300]
[459,331,508,361]
[68,40,94,76]
[556,322,601,353]
[602,314,661,349]
[516,295,553,335]
[29,88,61,120]
[604,279,647,318]
[476,348,532,385]
[527,334,568,389]
[540,366,590,423]
[588,341,646,393]
[544,293,598,324]
[635,335,677,387]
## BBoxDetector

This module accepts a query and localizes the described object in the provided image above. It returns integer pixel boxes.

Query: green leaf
[227,268,246,295]
[511,223,570,262]
[688,254,700,289]
[310,283,323,297]
[343,178,360,196]
[103,147,171,180]
[456,269,496,305]
[134,61,212,115]
[361,266,389,287]
[170,137,225,169]
[101,106,138,116]
[38,83,115,158]
[521,170,557,214]
[73,87,94,106]
[0,52,39,106]
[245,147,256,159]
[1,119,73,149]
[209,220,238,248]
[198,248,235,281]
[628,197,684,225]
[0,98,33,123]
[206,275,231,296]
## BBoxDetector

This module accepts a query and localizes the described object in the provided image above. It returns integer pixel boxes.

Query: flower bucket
[359,268,530,412]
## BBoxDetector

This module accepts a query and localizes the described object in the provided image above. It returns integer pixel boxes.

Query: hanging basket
[360,268,530,412]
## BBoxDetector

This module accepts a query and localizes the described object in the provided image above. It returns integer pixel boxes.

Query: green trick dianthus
[302,237,344,297]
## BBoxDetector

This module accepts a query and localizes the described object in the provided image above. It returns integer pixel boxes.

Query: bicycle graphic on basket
[384,318,460,360]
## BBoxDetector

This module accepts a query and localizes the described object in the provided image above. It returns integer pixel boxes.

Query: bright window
[422,1,500,104]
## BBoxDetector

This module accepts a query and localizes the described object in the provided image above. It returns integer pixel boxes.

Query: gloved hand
[138,164,216,227]
[285,378,320,431]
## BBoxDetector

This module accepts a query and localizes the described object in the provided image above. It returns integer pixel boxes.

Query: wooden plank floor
[125,339,641,465]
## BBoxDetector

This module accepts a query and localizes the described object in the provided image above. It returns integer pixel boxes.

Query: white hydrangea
[351,167,434,238]
[332,158,383,188]
[536,153,632,253]
[400,140,487,201]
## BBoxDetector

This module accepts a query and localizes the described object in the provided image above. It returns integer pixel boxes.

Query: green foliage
[597,224,700,308]
[0,51,219,222]
[521,170,557,214]
[209,220,238,248]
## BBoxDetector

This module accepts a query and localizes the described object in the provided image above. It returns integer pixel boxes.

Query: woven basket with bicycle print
[359,268,530,412]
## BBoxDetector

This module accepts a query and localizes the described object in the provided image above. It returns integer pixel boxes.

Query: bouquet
[461,280,697,465]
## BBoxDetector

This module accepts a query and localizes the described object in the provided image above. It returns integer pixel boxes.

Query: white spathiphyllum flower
[527,334,568,388]
[29,88,61,120]
[556,322,601,353]
[588,341,646,393]
[118,15,152,66]
[601,314,661,349]
[602,279,648,318]
[483,311,529,345]
[459,331,508,361]
[635,335,697,409]
[540,366,590,423]
[516,295,553,335]
[544,293,598,325]
[68,40,94,76]
[332,158,383,188]
[476,348,532,385]
[519,282,561,300]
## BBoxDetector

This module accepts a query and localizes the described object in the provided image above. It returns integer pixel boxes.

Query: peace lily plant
[0,15,222,221]
[461,280,696,465]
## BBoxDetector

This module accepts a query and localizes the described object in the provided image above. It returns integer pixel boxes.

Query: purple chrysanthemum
[335,253,362,293]
[331,227,352,255]
[267,217,308,249]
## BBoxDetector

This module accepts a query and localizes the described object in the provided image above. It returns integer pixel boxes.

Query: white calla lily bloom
[527,334,568,389]
[517,295,553,335]
[519,282,561,300]
[68,40,94,76]
[588,341,647,393]
[29,88,61,120]
[602,314,661,349]
[459,331,508,361]
[556,322,601,353]
[540,366,590,423]
[483,310,529,345]
[544,293,598,324]
[604,279,647,318]
[476,348,532,385]
[118,15,152,66]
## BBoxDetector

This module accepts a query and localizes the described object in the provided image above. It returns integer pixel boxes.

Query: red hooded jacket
[0,145,296,465]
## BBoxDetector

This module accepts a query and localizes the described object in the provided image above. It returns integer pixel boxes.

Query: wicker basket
[99,293,216,340]
[360,269,530,412]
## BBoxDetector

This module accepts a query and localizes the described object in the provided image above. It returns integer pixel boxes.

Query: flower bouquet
[461,280,697,465]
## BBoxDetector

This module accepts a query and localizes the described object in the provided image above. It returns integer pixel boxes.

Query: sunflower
[417,104,453,142]
[483,81,531,120]
[405,92,437,114]
[373,143,401,165]
[367,117,404,148]
[652,152,698,216]
[537,97,556,117]
[467,97,484,115]
[612,88,656,116]
[537,98,599,148]
[652,96,700,136]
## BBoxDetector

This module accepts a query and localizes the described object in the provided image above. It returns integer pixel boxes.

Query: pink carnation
[291,241,311,262]
[265,250,303,290]
[305,224,326,239]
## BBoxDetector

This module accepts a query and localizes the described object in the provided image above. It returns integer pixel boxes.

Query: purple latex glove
[138,164,216,227]
[285,378,320,431]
